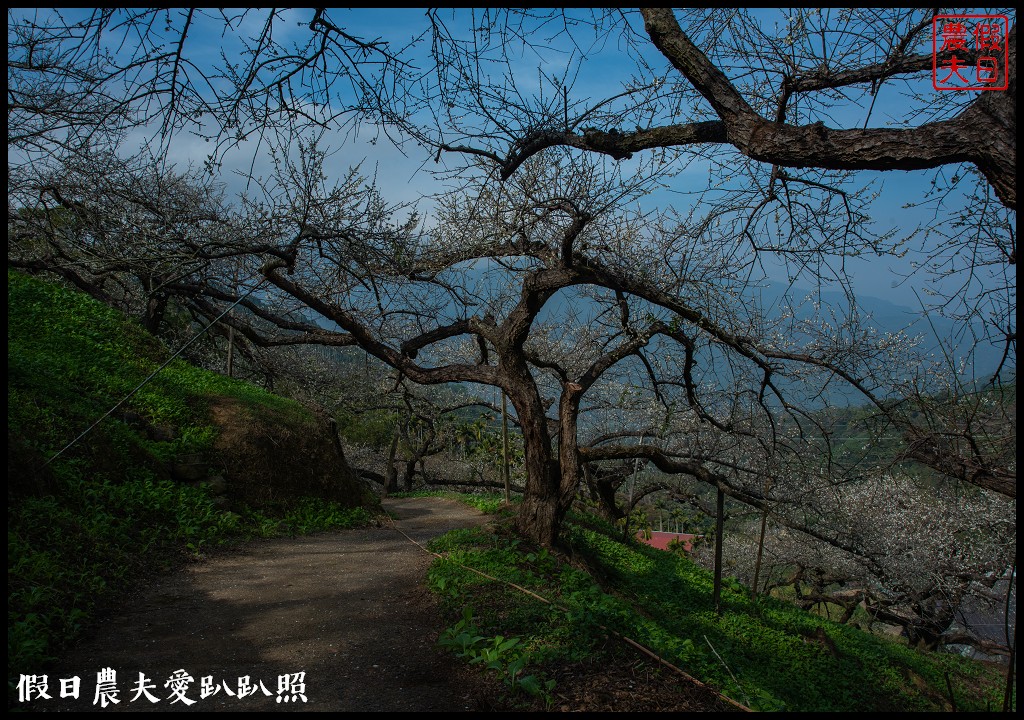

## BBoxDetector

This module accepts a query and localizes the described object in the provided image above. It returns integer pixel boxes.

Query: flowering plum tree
[7,8,1015,547]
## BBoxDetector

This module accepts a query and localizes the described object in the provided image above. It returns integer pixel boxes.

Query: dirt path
[35,497,493,713]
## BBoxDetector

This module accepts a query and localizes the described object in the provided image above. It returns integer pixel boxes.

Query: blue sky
[10,8,1016,366]
[227,9,1008,305]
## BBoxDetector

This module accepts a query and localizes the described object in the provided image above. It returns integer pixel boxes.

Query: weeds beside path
[32,497,494,713]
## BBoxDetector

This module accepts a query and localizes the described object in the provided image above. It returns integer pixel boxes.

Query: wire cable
[44,280,267,466]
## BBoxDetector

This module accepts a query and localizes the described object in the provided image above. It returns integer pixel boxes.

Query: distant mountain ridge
[755,281,1007,380]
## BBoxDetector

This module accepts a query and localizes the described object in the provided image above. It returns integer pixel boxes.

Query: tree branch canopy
[7,8,1015,556]
[489,10,1017,208]
[639,9,1015,209]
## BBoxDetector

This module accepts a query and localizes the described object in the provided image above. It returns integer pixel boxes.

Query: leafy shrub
[438,607,556,703]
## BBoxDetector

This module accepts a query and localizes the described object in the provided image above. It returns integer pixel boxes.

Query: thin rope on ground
[385,511,752,712]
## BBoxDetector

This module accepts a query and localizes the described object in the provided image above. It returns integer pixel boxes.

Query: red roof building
[636,531,699,553]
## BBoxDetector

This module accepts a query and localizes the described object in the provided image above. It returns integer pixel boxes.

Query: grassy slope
[7,270,376,698]
[424,495,1010,712]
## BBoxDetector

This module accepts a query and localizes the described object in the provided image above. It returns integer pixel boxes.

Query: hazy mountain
[756,281,1007,380]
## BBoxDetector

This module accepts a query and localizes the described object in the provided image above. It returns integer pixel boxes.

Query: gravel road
[32,497,493,713]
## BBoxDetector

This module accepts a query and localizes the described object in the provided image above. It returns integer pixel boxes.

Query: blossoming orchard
[8,8,1015,660]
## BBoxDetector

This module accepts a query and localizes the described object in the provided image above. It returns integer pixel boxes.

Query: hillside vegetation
[424,495,1011,712]
[7,270,378,696]
[7,272,1012,712]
